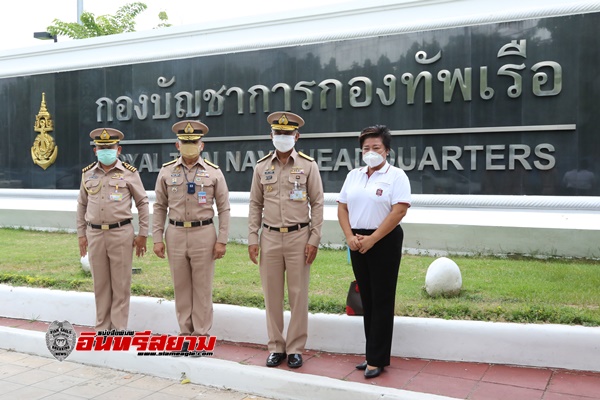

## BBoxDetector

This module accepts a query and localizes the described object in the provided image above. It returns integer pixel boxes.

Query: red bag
[345,280,363,316]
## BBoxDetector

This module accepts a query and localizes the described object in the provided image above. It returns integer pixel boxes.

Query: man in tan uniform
[248,111,324,368]
[77,128,149,331]
[153,120,230,343]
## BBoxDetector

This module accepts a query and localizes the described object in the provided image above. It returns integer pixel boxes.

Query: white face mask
[362,151,385,168]
[272,135,296,152]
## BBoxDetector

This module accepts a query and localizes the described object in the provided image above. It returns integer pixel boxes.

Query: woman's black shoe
[364,366,383,378]
[355,361,368,370]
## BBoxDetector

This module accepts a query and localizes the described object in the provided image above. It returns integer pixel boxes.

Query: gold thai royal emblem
[31,93,58,170]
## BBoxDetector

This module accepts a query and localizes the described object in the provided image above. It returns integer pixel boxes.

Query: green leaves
[47,2,152,40]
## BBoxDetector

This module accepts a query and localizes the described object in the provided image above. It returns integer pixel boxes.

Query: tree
[156,11,172,29]
[47,2,164,40]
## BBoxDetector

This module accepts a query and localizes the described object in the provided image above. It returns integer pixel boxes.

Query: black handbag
[345,280,363,316]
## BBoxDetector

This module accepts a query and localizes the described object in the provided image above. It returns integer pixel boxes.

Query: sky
[0,0,351,52]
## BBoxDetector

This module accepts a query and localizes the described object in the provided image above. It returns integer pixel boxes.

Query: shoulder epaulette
[257,152,273,164]
[162,159,177,167]
[82,162,97,173]
[298,151,314,162]
[122,162,137,172]
[204,159,220,169]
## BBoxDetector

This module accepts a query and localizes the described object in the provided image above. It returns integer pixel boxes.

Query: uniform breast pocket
[85,179,101,196]
[288,174,307,201]
[108,180,129,202]
[288,173,307,188]
[371,182,392,203]
[260,174,278,197]
[198,179,214,204]
[166,176,185,198]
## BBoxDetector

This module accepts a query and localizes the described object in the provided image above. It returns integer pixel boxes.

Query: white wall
[1,189,600,258]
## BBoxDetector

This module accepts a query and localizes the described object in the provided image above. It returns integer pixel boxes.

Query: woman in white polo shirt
[337,125,411,379]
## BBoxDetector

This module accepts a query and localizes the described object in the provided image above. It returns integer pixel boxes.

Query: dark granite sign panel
[1,13,598,195]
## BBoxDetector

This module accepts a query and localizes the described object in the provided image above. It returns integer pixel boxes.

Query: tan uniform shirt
[153,157,231,244]
[76,160,149,237]
[248,149,324,247]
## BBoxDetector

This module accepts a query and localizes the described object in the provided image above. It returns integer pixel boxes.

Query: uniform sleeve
[152,168,169,243]
[129,172,150,237]
[391,169,412,206]
[214,169,231,244]
[76,172,88,237]
[247,165,264,246]
[307,161,324,247]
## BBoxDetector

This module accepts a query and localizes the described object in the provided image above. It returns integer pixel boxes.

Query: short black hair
[359,125,391,151]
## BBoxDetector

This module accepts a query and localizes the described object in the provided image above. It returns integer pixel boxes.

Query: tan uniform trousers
[165,224,216,336]
[259,226,311,354]
[86,224,134,331]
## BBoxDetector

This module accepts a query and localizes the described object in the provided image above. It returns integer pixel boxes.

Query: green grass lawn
[1,228,599,326]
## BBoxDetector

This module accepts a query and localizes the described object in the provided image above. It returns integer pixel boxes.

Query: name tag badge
[290,189,306,201]
[109,192,123,201]
[198,191,207,204]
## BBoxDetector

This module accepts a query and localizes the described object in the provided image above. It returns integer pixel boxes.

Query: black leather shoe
[364,366,383,378]
[266,352,287,367]
[356,361,368,370]
[287,353,303,368]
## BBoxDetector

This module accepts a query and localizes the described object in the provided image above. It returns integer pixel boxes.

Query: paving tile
[0,350,30,363]
[0,385,55,400]
[213,342,265,363]
[469,381,544,400]
[143,392,189,400]
[93,384,156,400]
[389,357,430,372]
[420,360,490,380]
[38,360,84,374]
[3,367,58,385]
[0,363,30,379]
[31,373,90,392]
[11,354,55,368]
[17,320,51,332]
[156,382,212,398]
[548,370,600,398]
[60,379,121,398]
[0,381,25,395]
[125,374,177,391]
[42,393,88,400]
[404,372,478,398]
[295,352,361,379]
[0,317,30,328]
[482,364,552,390]
[200,387,261,399]
[544,392,600,400]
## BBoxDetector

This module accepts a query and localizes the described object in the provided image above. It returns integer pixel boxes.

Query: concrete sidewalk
[2,317,600,400]
[0,348,273,400]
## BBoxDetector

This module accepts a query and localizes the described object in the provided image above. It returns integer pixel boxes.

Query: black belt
[169,218,213,228]
[263,223,309,233]
[88,219,131,230]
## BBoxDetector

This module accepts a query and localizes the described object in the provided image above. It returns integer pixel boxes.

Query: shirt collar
[271,148,298,164]
[94,159,125,173]
[360,161,391,175]
[176,156,204,170]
